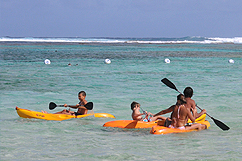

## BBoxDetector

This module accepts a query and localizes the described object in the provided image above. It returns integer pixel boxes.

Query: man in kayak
[168,94,207,130]
[131,101,166,122]
[183,87,206,119]
[43,91,89,115]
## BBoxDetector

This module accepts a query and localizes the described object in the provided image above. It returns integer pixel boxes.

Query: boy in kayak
[183,87,206,119]
[63,91,88,115]
[131,101,166,122]
[168,94,207,130]
[43,91,89,115]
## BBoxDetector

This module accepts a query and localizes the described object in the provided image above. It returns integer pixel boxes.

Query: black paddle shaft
[49,102,93,110]
[161,78,230,131]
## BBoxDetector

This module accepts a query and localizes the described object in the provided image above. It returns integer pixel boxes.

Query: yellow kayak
[103,114,207,129]
[16,107,115,121]
[187,113,206,123]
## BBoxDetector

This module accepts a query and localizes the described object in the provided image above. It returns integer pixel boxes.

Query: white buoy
[228,59,234,64]
[164,58,170,63]
[104,59,111,64]
[44,59,51,64]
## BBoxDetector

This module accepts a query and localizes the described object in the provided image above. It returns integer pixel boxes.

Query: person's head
[131,101,140,110]
[177,94,187,105]
[78,91,86,101]
[183,87,193,98]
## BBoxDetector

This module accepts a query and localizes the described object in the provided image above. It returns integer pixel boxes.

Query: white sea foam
[1,37,242,44]
[208,37,242,44]
[0,37,124,43]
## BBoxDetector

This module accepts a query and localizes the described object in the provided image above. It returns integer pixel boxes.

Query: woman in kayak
[131,101,166,122]
[42,91,89,115]
[169,94,207,130]
[153,87,207,127]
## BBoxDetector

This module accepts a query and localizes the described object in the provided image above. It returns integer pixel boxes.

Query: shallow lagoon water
[1,41,242,160]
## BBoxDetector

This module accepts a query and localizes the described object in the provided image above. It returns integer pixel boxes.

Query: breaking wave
[1,36,242,44]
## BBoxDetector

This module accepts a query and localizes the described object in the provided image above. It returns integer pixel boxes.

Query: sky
[1,0,242,38]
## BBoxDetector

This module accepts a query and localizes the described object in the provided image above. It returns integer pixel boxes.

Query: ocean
[0,37,242,160]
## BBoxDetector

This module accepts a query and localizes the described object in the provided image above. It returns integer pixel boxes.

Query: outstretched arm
[64,104,87,109]
[64,104,78,108]
[153,105,175,117]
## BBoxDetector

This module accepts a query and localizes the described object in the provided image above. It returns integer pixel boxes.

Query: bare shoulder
[181,104,189,112]
[84,100,88,105]
[81,100,88,105]
[186,98,195,104]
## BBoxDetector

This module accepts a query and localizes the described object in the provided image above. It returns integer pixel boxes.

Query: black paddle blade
[161,78,178,91]
[84,102,93,110]
[49,102,57,110]
[212,117,230,131]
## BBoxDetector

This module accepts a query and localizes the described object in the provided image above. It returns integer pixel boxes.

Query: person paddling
[153,87,207,126]
[169,94,207,130]
[43,91,89,115]
[131,101,166,122]
[183,87,206,119]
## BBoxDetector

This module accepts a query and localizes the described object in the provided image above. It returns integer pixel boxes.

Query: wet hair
[177,94,187,105]
[78,91,86,96]
[131,101,140,110]
[183,87,193,98]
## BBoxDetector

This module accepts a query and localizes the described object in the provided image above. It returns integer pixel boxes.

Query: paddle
[49,102,93,110]
[140,106,154,120]
[161,78,230,131]
[140,107,146,113]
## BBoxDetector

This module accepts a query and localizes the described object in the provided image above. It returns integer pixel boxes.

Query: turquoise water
[1,41,242,160]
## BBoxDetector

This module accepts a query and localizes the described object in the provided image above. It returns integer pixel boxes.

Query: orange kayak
[150,120,210,135]
[16,107,115,121]
[103,114,207,129]
[103,119,165,128]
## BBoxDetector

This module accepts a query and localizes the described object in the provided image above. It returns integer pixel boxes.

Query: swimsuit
[186,123,193,126]
[175,105,183,122]
[168,105,186,130]
[74,101,86,116]
[177,105,181,119]
[168,125,186,130]
[164,118,172,127]
[74,112,83,116]
[177,126,185,130]
[143,118,151,122]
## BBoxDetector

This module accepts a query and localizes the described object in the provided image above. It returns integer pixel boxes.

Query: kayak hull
[150,120,210,135]
[16,107,115,121]
[103,120,165,129]
[103,114,207,129]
